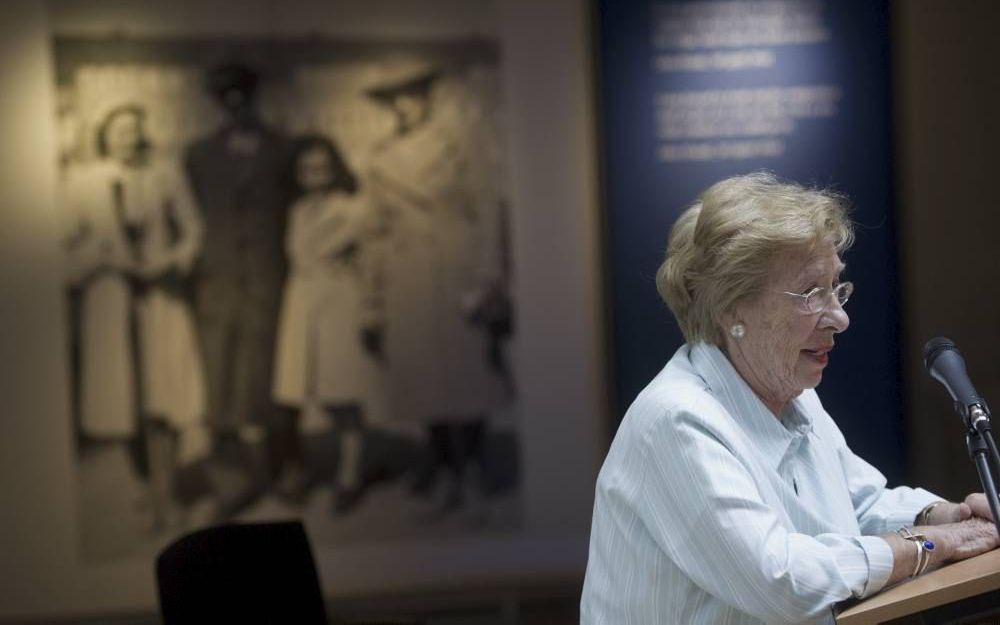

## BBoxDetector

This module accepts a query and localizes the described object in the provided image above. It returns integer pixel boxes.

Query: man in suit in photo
[185,62,292,518]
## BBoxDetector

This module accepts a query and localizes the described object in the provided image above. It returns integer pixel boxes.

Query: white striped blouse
[581,342,939,625]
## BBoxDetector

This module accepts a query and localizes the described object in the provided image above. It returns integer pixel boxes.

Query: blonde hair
[656,172,854,345]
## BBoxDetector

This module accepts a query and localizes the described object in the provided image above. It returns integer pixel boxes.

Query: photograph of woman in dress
[64,103,206,533]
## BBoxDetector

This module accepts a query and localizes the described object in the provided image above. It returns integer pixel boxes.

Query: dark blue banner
[598,0,904,481]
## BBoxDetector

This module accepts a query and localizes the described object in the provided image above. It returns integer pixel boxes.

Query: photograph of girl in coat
[271,134,381,514]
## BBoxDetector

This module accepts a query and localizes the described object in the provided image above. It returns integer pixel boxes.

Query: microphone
[924,337,992,432]
[925,338,1000,538]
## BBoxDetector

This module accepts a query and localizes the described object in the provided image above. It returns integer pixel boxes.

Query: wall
[0,0,605,620]
[0,1,78,619]
[894,0,1000,498]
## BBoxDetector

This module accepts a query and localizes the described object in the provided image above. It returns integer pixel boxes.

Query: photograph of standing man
[184,62,291,519]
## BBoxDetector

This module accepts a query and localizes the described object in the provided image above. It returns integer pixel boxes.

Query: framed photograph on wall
[54,32,522,563]
[0,3,603,619]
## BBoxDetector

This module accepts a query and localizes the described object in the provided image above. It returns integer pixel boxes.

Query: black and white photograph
[0,1,607,622]
[54,35,521,562]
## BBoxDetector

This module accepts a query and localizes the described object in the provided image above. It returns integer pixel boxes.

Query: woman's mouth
[802,347,832,365]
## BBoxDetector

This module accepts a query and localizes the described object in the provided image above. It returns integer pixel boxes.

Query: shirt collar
[689,342,813,471]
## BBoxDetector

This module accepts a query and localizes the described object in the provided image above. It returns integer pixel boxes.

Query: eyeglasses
[781,281,854,314]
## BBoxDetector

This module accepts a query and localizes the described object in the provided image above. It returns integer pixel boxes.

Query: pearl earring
[730,323,746,339]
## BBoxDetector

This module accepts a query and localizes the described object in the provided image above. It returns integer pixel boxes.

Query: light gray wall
[894,0,1000,498]
[0,1,79,620]
[0,1,605,620]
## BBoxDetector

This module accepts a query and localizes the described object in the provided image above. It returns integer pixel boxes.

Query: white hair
[656,172,855,345]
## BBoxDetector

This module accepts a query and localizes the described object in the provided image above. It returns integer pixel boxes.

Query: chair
[156,520,328,624]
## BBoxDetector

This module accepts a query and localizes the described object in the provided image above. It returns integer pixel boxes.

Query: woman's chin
[796,360,826,389]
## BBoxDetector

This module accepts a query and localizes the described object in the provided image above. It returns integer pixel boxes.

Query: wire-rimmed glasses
[781,281,854,314]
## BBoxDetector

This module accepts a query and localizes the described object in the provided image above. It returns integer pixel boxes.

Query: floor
[76,428,521,564]
[8,586,581,625]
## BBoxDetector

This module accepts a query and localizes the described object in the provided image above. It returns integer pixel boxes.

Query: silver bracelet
[898,527,936,577]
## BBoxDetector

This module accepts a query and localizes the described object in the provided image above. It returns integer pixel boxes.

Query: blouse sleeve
[284,200,311,268]
[840,447,942,536]
[630,399,894,624]
[61,167,126,283]
[60,171,91,285]
[310,196,367,260]
[285,195,370,271]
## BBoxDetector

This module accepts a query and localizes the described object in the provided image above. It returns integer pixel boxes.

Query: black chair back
[156,520,327,624]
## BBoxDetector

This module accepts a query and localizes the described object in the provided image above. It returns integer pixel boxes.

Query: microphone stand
[964,404,1000,538]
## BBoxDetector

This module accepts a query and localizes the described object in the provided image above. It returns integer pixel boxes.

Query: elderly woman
[581,173,998,624]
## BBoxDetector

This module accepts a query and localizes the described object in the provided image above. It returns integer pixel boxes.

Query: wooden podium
[836,549,1000,624]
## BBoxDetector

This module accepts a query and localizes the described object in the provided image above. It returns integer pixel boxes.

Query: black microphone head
[923,336,986,427]
[924,336,956,372]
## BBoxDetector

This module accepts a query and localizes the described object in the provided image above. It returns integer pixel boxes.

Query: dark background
[597,0,907,482]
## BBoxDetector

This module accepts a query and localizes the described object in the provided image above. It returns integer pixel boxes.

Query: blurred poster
[54,36,519,562]
[598,1,904,479]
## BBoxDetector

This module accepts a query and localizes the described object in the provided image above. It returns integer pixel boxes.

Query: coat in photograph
[367,117,506,423]
[272,191,380,408]
[63,158,206,438]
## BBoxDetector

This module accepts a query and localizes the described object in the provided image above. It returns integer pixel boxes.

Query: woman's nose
[821,298,850,333]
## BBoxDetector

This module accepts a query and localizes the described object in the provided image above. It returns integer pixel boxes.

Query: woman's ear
[717,307,738,333]
[717,306,748,346]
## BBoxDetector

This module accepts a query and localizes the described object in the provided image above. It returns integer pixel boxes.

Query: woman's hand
[923,517,1000,564]
[884,517,999,586]
[923,493,995,525]
[964,493,995,521]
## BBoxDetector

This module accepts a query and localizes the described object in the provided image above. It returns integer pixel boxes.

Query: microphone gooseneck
[924,336,1000,538]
